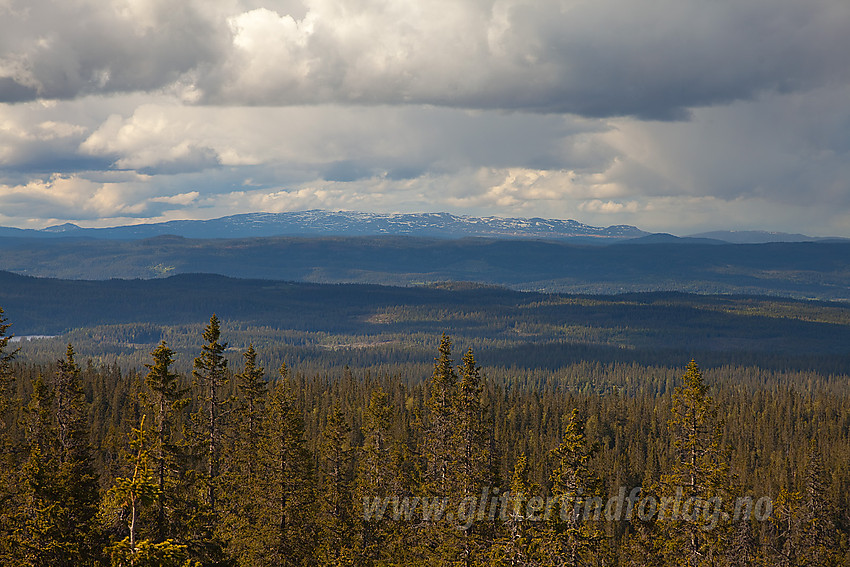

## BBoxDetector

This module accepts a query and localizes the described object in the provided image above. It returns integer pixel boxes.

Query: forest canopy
[1,305,848,566]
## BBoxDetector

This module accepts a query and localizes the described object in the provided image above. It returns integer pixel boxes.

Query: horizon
[4,208,847,240]
[2,209,843,240]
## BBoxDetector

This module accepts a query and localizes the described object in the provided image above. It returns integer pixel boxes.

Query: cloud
[1,0,850,237]
[0,0,222,101]
[77,100,609,178]
[600,84,850,209]
[2,0,849,119]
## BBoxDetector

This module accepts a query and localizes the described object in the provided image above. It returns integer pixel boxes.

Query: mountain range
[0,210,838,243]
[1,210,646,241]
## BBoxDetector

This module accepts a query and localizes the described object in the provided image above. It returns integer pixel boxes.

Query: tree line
[1,307,848,566]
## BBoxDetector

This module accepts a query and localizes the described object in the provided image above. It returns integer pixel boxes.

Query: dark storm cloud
[0,77,38,103]
[2,0,848,119]
[0,0,222,101]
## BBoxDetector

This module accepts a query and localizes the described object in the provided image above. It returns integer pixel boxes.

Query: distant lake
[10,335,56,342]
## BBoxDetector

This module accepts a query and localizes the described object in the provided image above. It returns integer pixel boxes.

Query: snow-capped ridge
[23,211,649,241]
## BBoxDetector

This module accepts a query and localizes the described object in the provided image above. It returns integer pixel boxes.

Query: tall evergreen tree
[143,341,186,543]
[419,335,464,562]
[661,360,730,567]
[798,441,841,567]
[192,315,228,517]
[0,307,19,561]
[492,452,543,566]
[424,334,459,499]
[105,415,189,567]
[357,388,399,564]
[455,348,489,499]
[319,402,356,565]
[0,306,17,420]
[54,345,103,566]
[217,345,269,565]
[454,348,492,565]
[232,344,266,482]
[252,364,316,567]
[11,374,65,567]
[544,409,604,567]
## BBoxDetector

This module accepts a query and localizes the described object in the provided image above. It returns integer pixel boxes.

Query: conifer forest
[1,303,849,566]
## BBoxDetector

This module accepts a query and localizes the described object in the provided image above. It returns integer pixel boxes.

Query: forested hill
[2,234,850,299]
[4,270,850,373]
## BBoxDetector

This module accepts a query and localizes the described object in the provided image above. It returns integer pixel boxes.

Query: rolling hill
[1,234,850,299]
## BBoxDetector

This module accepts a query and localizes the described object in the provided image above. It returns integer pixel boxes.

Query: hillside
[1,235,850,299]
[3,271,850,374]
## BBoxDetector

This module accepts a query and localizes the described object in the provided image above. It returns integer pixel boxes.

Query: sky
[1,0,849,235]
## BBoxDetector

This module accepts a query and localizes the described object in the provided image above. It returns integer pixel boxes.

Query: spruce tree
[251,364,316,566]
[54,345,103,566]
[143,341,186,543]
[232,344,266,482]
[187,316,231,565]
[455,348,489,499]
[319,402,356,564]
[357,388,399,564]
[454,348,491,565]
[798,441,841,567]
[492,452,543,566]
[0,307,18,561]
[544,408,604,567]
[424,334,459,499]
[105,415,189,567]
[660,360,731,567]
[192,315,228,517]
[420,335,463,561]
[12,374,65,566]
[0,306,17,420]
[217,345,269,565]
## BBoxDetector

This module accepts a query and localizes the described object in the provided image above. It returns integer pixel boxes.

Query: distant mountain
[618,233,727,245]
[687,230,825,244]
[3,211,648,241]
[41,222,85,234]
